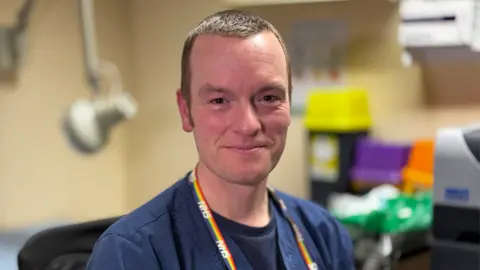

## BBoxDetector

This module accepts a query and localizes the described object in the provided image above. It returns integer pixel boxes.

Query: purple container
[350,138,411,185]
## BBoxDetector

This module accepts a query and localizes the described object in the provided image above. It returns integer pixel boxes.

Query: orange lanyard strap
[189,170,318,270]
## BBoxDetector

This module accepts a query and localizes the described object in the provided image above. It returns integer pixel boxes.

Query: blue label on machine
[444,187,470,202]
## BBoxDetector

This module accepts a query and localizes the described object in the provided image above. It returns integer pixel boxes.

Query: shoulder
[87,172,193,269]
[275,191,354,268]
[103,172,192,240]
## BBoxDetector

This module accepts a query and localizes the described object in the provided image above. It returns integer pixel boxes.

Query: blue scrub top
[86,172,355,270]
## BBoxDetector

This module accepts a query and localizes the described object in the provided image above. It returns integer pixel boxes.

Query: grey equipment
[62,0,137,154]
[431,123,480,270]
[0,0,35,73]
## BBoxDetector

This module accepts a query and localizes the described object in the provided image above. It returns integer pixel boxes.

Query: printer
[399,0,476,48]
[431,123,480,270]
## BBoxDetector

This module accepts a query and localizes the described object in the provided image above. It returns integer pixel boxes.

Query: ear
[176,89,193,132]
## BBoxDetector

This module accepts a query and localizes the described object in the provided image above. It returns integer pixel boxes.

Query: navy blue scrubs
[86,172,355,270]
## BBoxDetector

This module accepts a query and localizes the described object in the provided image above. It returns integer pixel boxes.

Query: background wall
[1,0,479,228]
[0,0,131,229]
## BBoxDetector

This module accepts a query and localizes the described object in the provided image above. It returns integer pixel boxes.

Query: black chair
[17,216,121,270]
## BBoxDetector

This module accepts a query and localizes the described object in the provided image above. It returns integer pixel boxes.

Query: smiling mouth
[226,146,266,153]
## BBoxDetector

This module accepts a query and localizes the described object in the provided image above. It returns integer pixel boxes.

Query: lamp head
[62,92,136,154]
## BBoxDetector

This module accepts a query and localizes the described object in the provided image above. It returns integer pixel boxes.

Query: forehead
[189,32,288,92]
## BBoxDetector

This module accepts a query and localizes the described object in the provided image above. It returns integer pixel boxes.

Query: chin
[211,150,279,185]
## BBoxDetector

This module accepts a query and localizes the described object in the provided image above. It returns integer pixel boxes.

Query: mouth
[225,145,266,153]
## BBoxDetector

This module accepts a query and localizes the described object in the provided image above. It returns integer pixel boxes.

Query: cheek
[262,113,291,139]
[193,110,228,139]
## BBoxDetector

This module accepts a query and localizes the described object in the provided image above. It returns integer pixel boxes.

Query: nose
[232,103,262,136]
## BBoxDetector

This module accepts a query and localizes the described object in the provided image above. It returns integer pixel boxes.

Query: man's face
[177,32,291,186]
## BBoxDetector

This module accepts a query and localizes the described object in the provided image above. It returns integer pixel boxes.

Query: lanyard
[189,169,318,270]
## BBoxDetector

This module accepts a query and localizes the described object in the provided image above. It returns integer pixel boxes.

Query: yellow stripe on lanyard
[269,189,317,270]
[189,168,318,270]
[191,175,236,270]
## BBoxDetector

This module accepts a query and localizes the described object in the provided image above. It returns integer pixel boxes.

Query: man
[87,9,354,270]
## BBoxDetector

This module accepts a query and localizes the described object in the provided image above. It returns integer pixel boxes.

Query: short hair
[180,9,291,107]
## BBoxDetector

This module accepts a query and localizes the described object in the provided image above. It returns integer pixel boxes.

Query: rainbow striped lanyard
[189,170,318,270]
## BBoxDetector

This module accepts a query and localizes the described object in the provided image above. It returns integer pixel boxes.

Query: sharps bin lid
[304,87,372,132]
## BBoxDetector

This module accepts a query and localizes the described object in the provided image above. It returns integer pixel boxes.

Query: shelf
[223,0,349,7]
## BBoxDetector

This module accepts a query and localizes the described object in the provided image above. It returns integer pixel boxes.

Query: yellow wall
[0,0,131,229]
[1,0,479,227]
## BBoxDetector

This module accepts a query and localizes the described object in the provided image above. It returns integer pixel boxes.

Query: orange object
[401,139,435,194]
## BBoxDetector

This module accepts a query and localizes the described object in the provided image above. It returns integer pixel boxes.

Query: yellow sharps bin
[304,87,372,206]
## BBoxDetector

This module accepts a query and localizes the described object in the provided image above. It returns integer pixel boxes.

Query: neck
[194,162,270,227]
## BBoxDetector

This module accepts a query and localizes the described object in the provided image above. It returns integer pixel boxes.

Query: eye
[209,98,227,104]
[261,95,280,102]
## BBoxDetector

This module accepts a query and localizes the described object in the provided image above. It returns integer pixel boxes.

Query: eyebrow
[198,82,287,97]
[199,83,229,95]
[257,82,287,94]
